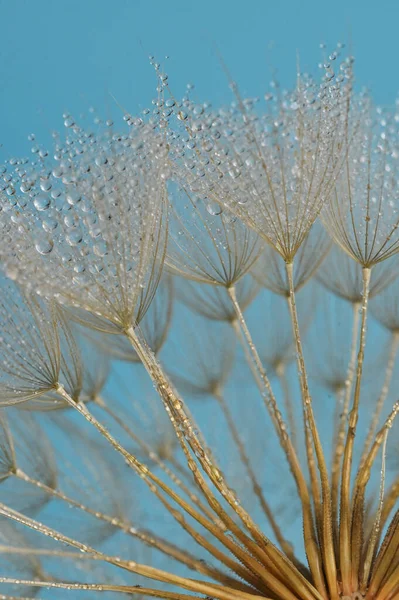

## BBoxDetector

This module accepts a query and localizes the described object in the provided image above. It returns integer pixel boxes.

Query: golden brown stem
[285,261,338,600]
[13,468,239,589]
[227,285,327,599]
[351,402,399,590]
[55,386,265,590]
[0,578,222,599]
[380,477,399,531]
[339,267,371,595]
[125,326,323,600]
[96,396,220,526]
[0,502,264,600]
[276,362,298,453]
[331,301,361,544]
[360,430,388,592]
[366,510,399,600]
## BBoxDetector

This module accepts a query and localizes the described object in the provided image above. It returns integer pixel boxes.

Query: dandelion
[0,48,399,600]
[321,96,399,269]
[80,274,174,363]
[0,123,169,334]
[166,186,263,287]
[0,278,78,405]
[316,246,399,304]
[251,222,331,296]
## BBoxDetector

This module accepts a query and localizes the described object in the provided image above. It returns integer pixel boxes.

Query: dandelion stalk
[0,579,227,600]
[0,502,265,600]
[124,326,325,600]
[94,395,220,526]
[339,266,371,594]
[226,284,327,597]
[331,300,361,534]
[285,260,338,600]
[53,386,270,591]
[360,430,388,593]
[11,467,241,588]
[275,361,298,453]
[350,401,399,590]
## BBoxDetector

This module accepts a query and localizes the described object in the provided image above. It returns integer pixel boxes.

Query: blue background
[0,0,398,157]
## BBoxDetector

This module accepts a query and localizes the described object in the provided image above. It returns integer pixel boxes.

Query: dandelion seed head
[166,58,351,261]
[322,95,399,267]
[165,185,264,286]
[0,122,169,333]
[0,279,63,405]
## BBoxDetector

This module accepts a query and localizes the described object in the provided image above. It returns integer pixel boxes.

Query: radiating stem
[55,385,266,591]
[124,326,246,507]
[339,266,371,595]
[360,430,388,592]
[285,261,338,600]
[95,396,220,526]
[350,401,399,590]
[125,325,324,600]
[331,300,361,540]
[0,578,211,599]
[227,285,327,599]
[0,502,264,600]
[380,477,399,531]
[366,510,399,600]
[12,468,237,588]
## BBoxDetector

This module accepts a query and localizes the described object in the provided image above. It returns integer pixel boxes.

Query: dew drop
[35,238,54,255]
[33,194,51,211]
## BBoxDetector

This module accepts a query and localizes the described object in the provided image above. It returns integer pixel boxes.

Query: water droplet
[66,230,83,246]
[64,116,75,128]
[35,238,54,255]
[33,194,51,211]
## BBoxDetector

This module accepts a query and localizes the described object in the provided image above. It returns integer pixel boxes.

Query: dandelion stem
[360,430,388,592]
[380,477,399,531]
[339,266,371,594]
[12,467,240,588]
[54,385,267,591]
[227,285,328,599]
[366,509,399,600]
[351,401,399,590]
[275,362,298,454]
[0,578,229,600]
[331,300,361,540]
[0,502,265,600]
[95,395,220,526]
[285,261,338,600]
[125,326,324,600]
[0,578,199,598]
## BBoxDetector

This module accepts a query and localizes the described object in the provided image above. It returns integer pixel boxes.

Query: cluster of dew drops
[147,44,354,226]
[1,44,399,285]
[0,96,170,301]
